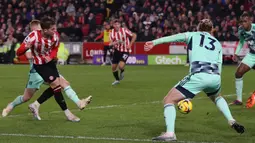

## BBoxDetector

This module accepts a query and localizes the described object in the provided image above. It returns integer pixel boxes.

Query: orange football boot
[246,91,255,108]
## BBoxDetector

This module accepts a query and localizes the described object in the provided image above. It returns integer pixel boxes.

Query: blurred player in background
[2,19,92,122]
[95,21,112,65]
[110,19,136,85]
[144,19,244,142]
[230,12,255,107]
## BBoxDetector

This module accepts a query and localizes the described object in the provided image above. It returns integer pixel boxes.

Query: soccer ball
[177,99,192,114]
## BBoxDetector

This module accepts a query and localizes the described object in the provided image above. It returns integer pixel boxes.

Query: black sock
[103,48,107,63]
[52,85,67,111]
[113,71,119,80]
[120,69,124,74]
[37,88,54,104]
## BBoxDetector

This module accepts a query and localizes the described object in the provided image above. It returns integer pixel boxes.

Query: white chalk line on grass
[0,133,223,143]
[0,93,240,119]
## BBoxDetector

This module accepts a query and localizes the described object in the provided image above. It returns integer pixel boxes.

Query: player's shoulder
[24,30,39,42]
[27,30,36,36]
[185,31,205,39]
[182,31,196,39]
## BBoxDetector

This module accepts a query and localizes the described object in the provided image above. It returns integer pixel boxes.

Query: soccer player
[144,19,245,142]
[110,19,137,85]
[230,12,255,106]
[2,18,91,122]
[95,21,112,65]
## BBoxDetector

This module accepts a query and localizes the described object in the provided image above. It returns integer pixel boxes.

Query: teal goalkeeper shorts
[26,72,44,89]
[241,53,255,68]
[175,73,221,98]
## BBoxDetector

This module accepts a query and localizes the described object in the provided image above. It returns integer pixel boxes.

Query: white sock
[235,78,243,102]
[34,101,40,107]
[64,109,71,116]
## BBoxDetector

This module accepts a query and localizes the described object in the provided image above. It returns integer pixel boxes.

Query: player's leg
[109,47,113,64]
[60,76,92,110]
[112,50,120,85]
[232,63,250,104]
[204,75,245,134]
[2,88,36,117]
[231,54,253,105]
[27,73,51,120]
[119,52,129,80]
[119,61,125,80]
[208,93,245,133]
[31,62,79,122]
[153,74,201,142]
[2,72,42,117]
[102,46,107,66]
[29,87,53,120]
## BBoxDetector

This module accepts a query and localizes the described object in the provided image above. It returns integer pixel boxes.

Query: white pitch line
[0,133,223,143]
[0,93,239,119]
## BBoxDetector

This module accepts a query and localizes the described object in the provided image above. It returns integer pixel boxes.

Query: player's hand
[144,41,154,51]
[45,56,52,63]
[232,54,239,62]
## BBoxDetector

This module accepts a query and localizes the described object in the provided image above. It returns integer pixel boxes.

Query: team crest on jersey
[24,36,29,43]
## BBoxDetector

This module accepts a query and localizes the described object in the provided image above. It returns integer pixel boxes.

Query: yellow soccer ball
[177,99,192,114]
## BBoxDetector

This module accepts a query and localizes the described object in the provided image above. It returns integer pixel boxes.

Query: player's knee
[112,65,117,71]
[235,71,243,78]
[163,95,176,105]
[119,66,124,71]
[52,85,62,94]
[22,96,31,102]
[50,78,60,88]
[61,79,70,88]
[63,79,70,86]
[22,93,32,102]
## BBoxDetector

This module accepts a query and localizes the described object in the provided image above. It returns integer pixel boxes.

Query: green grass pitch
[0,65,254,143]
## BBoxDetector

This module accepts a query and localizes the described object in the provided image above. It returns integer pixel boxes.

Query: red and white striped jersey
[22,30,60,65]
[110,27,133,53]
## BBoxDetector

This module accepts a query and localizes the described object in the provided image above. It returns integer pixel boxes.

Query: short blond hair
[29,20,41,31]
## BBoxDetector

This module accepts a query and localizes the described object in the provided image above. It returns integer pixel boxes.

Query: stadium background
[0,0,254,65]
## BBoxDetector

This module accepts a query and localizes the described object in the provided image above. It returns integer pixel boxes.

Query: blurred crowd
[0,0,255,45]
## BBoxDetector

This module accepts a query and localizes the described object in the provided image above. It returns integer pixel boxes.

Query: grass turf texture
[0,65,254,143]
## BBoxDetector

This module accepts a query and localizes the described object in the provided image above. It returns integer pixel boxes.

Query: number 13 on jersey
[199,34,216,51]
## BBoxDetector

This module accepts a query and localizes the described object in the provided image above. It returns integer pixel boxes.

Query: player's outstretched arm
[144,33,187,51]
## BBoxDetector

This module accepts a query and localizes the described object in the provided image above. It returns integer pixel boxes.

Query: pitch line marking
[0,133,224,143]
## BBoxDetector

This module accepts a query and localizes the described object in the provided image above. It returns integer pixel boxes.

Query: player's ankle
[34,100,40,106]
[228,119,236,126]
[64,109,71,115]
[165,132,175,137]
